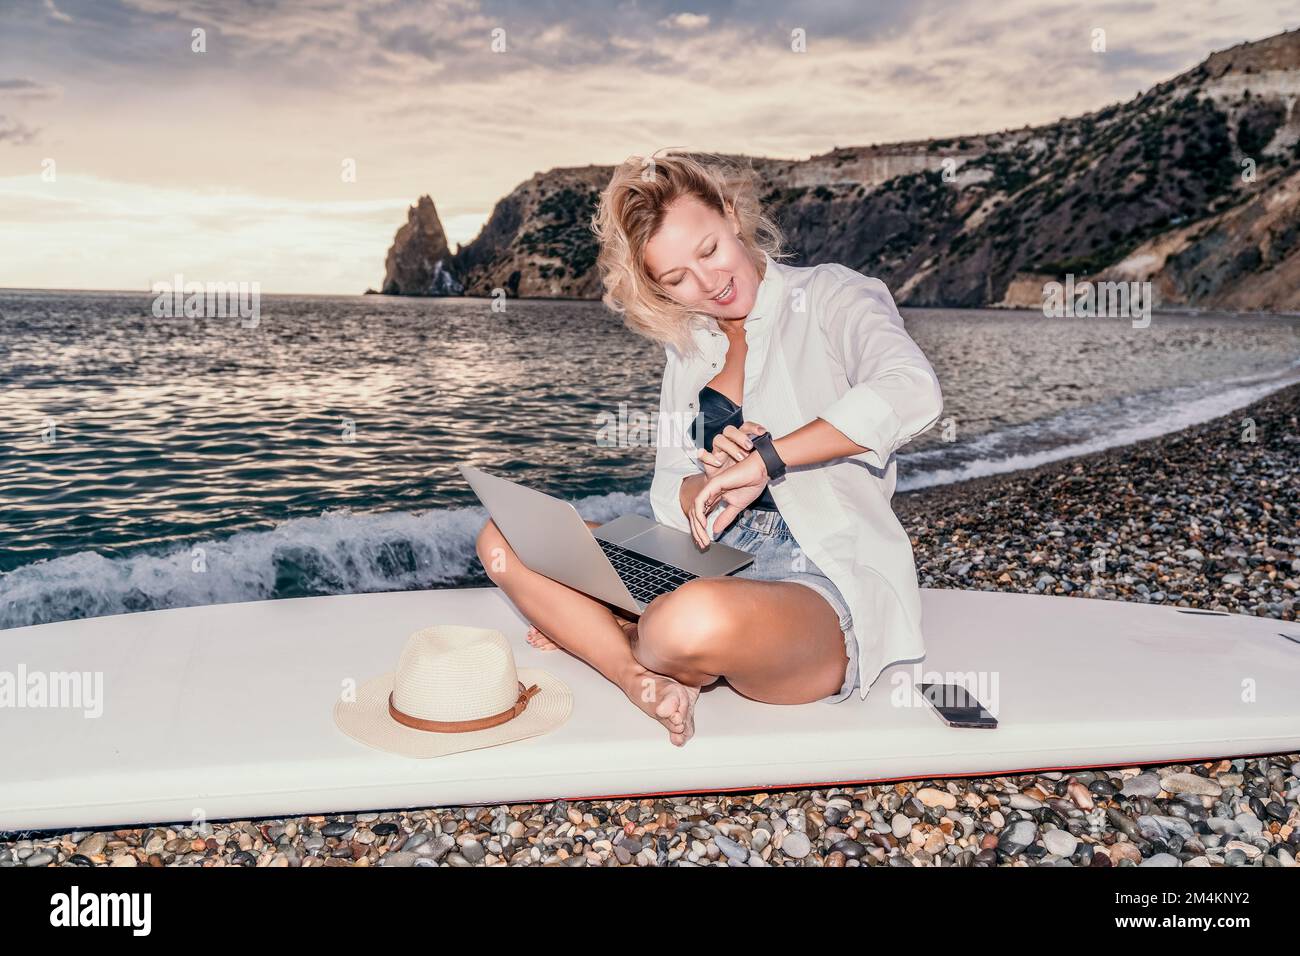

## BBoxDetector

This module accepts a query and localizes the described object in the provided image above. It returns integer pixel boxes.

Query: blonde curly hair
[590,148,787,360]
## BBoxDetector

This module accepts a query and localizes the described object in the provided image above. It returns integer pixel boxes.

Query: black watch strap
[751,431,786,481]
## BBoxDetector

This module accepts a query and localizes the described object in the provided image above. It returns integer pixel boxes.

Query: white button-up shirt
[649,250,944,698]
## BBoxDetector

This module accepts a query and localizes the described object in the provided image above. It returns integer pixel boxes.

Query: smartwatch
[750,431,787,481]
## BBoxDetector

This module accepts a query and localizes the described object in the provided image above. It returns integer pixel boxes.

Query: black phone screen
[917,682,998,729]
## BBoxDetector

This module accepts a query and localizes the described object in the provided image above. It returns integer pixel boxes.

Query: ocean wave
[0,491,651,630]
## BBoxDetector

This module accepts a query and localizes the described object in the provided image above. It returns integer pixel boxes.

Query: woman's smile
[711,276,736,305]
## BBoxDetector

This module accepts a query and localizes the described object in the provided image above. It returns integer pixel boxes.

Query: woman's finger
[711,434,747,462]
[710,501,742,539]
[738,421,767,438]
[692,478,720,546]
[689,484,709,548]
[720,425,755,452]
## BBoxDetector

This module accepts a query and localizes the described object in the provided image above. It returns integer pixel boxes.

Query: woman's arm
[677,471,709,520]
[770,417,874,469]
[648,353,703,534]
[775,266,943,470]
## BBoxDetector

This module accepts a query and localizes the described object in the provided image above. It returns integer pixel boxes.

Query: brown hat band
[387,681,541,734]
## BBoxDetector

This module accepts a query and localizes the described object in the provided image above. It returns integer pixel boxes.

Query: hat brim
[333,667,572,758]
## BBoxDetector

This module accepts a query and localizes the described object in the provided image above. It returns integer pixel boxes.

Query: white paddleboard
[2,586,1298,831]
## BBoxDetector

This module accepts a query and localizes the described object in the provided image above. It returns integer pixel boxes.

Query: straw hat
[333,624,572,758]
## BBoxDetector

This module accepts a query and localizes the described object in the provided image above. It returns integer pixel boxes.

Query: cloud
[0,114,38,144]
[43,0,73,23]
[16,0,923,78]
[0,77,61,99]
[660,13,710,31]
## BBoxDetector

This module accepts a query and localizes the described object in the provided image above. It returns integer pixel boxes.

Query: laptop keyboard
[596,538,698,605]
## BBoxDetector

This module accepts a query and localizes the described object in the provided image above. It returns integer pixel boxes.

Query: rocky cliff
[381,196,463,296]
[377,28,1300,311]
[449,165,613,299]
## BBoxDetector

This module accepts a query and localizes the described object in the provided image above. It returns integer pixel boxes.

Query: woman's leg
[475,518,700,745]
[633,576,850,705]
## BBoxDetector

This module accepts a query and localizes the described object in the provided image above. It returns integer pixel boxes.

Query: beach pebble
[917,787,957,809]
[1067,781,1094,809]
[714,835,749,862]
[75,833,107,857]
[1234,813,1264,835]
[1140,853,1181,867]
[780,831,811,859]
[1223,840,1262,859]
[427,834,457,861]
[831,839,866,859]
[997,820,1037,857]
[1161,772,1222,796]
[1043,829,1077,858]
[1122,773,1163,798]
[1150,815,1195,841]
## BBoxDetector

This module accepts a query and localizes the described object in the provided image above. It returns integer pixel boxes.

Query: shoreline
[2,383,1296,866]
[896,380,1298,621]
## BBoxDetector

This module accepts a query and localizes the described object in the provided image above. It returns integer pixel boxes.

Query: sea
[1,289,1297,629]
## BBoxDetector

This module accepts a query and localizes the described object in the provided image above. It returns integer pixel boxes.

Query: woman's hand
[688,421,769,548]
[689,449,770,549]
[697,421,767,474]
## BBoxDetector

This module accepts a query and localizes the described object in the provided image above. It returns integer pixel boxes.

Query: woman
[476,149,943,747]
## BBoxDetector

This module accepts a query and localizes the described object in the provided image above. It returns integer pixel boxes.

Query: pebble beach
[2,382,1297,868]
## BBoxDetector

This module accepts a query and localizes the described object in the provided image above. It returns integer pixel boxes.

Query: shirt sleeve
[813,265,944,470]
[649,349,702,534]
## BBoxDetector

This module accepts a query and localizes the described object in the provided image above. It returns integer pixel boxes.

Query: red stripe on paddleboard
[553,748,1288,803]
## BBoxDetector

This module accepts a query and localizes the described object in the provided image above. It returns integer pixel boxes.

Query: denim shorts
[713,507,859,704]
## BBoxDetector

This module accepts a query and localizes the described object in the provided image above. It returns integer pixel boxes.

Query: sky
[1,0,1297,294]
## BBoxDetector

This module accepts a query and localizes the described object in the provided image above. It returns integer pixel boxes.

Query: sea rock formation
[381,196,463,296]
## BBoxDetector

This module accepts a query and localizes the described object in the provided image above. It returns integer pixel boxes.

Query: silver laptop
[459,463,754,615]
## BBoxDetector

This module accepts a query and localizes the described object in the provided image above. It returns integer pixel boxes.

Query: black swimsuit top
[691,385,778,511]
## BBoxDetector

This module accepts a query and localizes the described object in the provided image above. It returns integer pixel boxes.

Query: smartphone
[916,682,998,729]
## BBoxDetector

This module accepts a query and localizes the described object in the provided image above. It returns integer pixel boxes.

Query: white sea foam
[0,491,649,630]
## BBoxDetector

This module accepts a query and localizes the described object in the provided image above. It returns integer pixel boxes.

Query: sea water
[1,288,1296,627]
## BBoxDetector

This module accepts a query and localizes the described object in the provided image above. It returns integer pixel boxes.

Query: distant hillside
[378,28,1300,312]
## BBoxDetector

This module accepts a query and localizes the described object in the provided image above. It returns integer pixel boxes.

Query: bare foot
[614,617,638,644]
[524,624,559,651]
[619,663,701,747]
